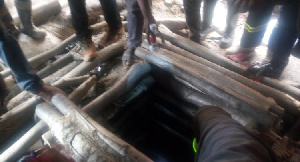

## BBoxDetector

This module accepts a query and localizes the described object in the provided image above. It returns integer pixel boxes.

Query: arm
[136,0,155,26]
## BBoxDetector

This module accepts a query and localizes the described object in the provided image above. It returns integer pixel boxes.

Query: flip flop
[122,48,135,67]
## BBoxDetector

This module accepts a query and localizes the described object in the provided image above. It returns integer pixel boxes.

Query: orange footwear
[98,27,125,49]
[80,38,98,62]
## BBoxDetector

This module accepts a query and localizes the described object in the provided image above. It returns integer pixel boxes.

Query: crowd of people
[0,0,298,160]
[185,0,299,79]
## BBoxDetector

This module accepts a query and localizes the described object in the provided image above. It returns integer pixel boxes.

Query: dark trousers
[126,0,144,48]
[268,1,299,68]
[194,106,274,162]
[67,0,122,40]
[0,29,42,93]
[240,4,275,48]
[183,0,238,42]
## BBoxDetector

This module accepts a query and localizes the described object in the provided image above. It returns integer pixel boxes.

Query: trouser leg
[240,4,274,48]
[268,1,299,69]
[67,0,91,40]
[99,0,122,31]
[0,30,42,93]
[224,4,238,36]
[194,106,274,162]
[202,0,217,30]
[183,0,202,42]
[126,0,144,48]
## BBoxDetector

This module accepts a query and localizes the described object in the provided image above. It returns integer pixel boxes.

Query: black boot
[246,62,285,79]
[15,0,46,40]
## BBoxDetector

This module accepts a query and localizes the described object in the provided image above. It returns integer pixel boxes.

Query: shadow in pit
[100,75,197,162]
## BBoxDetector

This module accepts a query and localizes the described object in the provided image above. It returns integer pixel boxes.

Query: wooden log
[262,77,300,102]
[54,39,125,86]
[142,44,284,117]
[158,25,300,105]
[37,53,74,79]
[6,54,75,101]
[152,68,258,128]
[155,40,300,116]
[0,121,48,162]
[0,40,127,143]
[6,61,80,110]
[13,0,61,26]
[55,75,90,90]
[91,21,128,34]
[43,61,81,85]
[135,47,281,128]
[68,75,97,104]
[82,62,151,117]
[159,25,247,74]
[0,34,76,78]
[41,131,55,148]
[49,93,152,161]
[0,97,42,145]
[156,18,186,31]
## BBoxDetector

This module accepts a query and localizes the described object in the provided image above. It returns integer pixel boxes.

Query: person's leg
[0,1,20,37]
[219,4,239,49]
[98,0,125,49]
[267,1,299,76]
[239,5,275,49]
[67,0,97,62]
[269,2,299,67]
[0,29,63,101]
[183,0,202,44]
[14,0,46,40]
[99,0,122,31]
[200,0,217,39]
[122,0,144,67]
[194,106,274,161]
[0,31,42,93]
[226,4,274,63]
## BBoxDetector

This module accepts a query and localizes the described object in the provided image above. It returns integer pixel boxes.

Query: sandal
[122,48,135,67]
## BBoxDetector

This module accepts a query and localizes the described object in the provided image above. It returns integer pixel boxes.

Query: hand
[144,17,158,44]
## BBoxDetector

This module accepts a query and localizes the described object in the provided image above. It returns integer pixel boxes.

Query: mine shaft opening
[99,70,197,162]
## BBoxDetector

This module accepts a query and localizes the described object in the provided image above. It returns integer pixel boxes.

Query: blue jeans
[126,0,144,48]
[0,29,42,93]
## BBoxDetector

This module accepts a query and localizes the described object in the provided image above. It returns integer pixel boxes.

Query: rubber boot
[0,4,20,37]
[15,0,46,40]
